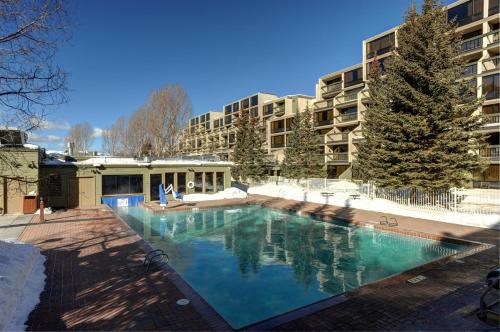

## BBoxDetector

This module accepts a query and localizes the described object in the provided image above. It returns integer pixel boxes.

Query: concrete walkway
[0,214,33,241]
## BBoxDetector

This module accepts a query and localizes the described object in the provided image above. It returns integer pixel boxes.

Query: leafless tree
[146,85,192,157]
[127,108,151,157]
[1,0,70,133]
[66,122,94,155]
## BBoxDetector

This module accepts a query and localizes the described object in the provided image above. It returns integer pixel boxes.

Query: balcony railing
[453,13,483,27]
[486,30,499,46]
[344,79,364,88]
[271,127,285,134]
[263,107,273,116]
[366,46,394,59]
[335,112,358,123]
[271,143,285,149]
[460,35,483,53]
[480,145,500,160]
[321,82,342,94]
[274,106,286,115]
[483,113,500,125]
[335,92,358,105]
[327,132,349,143]
[482,56,500,72]
[314,99,334,110]
[315,119,333,127]
[351,130,364,141]
[462,63,478,77]
[325,152,349,162]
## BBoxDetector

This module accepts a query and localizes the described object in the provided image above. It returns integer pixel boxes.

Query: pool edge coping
[105,202,495,332]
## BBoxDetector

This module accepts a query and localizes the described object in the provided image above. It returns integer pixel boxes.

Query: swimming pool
[116,205,466,329]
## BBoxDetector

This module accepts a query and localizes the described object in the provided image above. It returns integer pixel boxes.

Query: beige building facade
[179,0,499,187]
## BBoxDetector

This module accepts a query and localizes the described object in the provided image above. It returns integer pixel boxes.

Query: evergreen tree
[355,0,486,190]
[231,109,267,182]
[282,106,326,180]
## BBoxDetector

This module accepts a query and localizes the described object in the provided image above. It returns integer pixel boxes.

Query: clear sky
[32,0,454,151]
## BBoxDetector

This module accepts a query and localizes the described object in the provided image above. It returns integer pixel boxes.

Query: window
[250,107,259,117]
[165,172,174,188]
[366,33,395,59]
[264,104,273,115]
[250,95,258,106]
[241,98,249,109]
[47,174,62,197]
[206,122,211,130]
[190,118,195,126]
[232,102,240,112]
[102,175,143,196]
[344,106,358,114]
[194,172,203,193]
[483,74,500,100]
[490,0,499,16]
[483,104,499,114]
[271,120,285,133]
[448,0,483,26]
[344,68,363,87]
[285,118,294,130]
[225,115,232,125]
[150,174,162,201]
[225,105,232,114]
[200,114,205,122]
[177,173,186,194]
[205,172,214,193]
[271,135,285,148]
[206,113,210,120]
[216,172,224,192]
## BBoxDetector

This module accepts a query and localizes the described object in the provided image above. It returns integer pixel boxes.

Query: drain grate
[176,299,190,306]
[407,275,427,284]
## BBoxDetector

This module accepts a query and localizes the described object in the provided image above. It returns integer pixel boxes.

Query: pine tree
[355,0,486,190]
[282,106,326,180]
[231,109,267,182]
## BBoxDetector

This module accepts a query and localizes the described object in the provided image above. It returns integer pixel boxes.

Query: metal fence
[250,176,500,215]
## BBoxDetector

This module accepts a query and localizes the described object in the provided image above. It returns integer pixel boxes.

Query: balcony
[460,35,483,53]
[314,99,334,111]
[462,63,478,77]
[325,152,349,163]
[366,46,394,59]
[486,30,499,46]
[483,113,500,125]
[326,132,349,144]
[351,129,364,141]
[335,92,358,105]
[271,127,285,134]
[480,145,500,161]
[273,106,286,116]
[271,143,285,149]
[335,112,358,124]
[315,119,333,127]
[482,56,500,73]
[344,79,364,88]
[321,82,342,96]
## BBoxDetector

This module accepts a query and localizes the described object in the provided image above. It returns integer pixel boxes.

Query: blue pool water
[116,205,466,329]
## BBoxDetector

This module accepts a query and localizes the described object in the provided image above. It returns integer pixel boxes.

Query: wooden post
[39,196,45,222]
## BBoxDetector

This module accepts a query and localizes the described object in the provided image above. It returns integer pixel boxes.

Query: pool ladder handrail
[143,249,170,272]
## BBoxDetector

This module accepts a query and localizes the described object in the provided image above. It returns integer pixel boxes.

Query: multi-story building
[179,0,499,186]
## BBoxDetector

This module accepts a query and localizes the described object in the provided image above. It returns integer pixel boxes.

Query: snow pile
[0,241,46,331]
[248,183,500,229]
[183,187,248,202]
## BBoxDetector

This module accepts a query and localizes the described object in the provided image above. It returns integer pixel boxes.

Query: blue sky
[32,0,454,151]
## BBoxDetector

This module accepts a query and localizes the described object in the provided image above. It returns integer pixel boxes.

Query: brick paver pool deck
[16,195,500,331]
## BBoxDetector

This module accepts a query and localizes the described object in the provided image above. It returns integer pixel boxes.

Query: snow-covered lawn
[0,241,46,331]
[182,187,248,202]
[248,183,500,229]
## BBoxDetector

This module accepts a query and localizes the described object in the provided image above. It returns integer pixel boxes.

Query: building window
[102,175,143,196]
[177,173,186,194]
[264,103,273,115]
[241,98,249,109]
[200,114,205,122]
[448,0,483,26]
[271,135,285,148]
[250,95,258,106]
[232,102,240,112]
[150,174,162,201]
[344,68,363,87]
[250,107,258,117]
[194,172,203,193]
[47,174,62,197]
[366,33,395,59]
[205,172,214,193]
[165,172,174,189]
[216,172,224,192]
[206,113,210,121]
[225,105,232,114]
[483,74,499,100]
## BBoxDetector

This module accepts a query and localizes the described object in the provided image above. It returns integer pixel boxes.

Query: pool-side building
[1,142,232,214]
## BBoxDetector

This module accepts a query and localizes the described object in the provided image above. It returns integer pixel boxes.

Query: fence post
[452,187,457,213]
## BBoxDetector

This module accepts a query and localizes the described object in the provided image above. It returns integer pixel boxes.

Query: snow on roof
[73,157,233,167]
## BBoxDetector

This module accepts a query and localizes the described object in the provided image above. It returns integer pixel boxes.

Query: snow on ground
[182,187,248,203]
[0,241,46,331]
[248,183,500,229]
